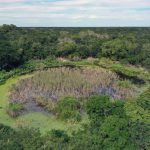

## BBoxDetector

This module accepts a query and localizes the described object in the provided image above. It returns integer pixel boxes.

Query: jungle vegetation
[0,24,150,150]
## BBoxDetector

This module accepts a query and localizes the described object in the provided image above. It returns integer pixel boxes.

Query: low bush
[0,124,21,150]
[86,95,112,125]
[86,95,127,126]
[53,97,81,122]
[43,129,70,150]
[137,87,150,110]
[6,103,23,118]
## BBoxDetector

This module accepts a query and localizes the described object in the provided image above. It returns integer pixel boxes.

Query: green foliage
[0,125,70,150]
[50,129,70,143]
[57,42,77,57]
[0,124,21,150]
[0,90,150,150]
[124,100,150,123]
[0,25,150,150]
[0,57,60,85]
[130,121,150,150]
[1,25,150,71]
[86,95,112,125]
[0,124,14,137]
[137,87,150,110]
[54,97,81,122]
[102,38,137,61]
[69,129,102,150]
[43,129,70,150]
[86,95,127,126]
[0,40,21,70]
[140,43,150,69]
[111,64,140,77]
[111,101,126,117]
[117,80,132,88]
[99,58,149,84]
[6,103,23,118]
[70,96,139,150]
[16,127,43,150]
[124,91,150,150]
[99,116,133,150]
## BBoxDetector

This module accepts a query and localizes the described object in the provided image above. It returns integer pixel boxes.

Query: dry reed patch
[9,67,136,109]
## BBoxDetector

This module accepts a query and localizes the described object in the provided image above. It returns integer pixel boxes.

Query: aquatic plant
[9,67,136,111]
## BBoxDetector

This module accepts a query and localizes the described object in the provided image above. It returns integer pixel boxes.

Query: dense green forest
[0,25,150,150]
[0,24,150,70]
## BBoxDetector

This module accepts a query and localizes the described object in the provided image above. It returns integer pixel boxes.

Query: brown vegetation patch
[9,67,136,109]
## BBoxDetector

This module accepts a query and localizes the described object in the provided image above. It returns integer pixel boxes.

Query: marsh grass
[9,67,136,113]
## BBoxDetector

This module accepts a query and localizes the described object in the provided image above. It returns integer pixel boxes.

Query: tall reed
[9,67,136,107]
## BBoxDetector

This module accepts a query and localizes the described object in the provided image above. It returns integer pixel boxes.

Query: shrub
[111,101,126,118]
[137,87,150,110]
[100,115,133,150]
[16,127,43,150]
[0,124,21,150]
[86,95,112,125]
[86,95,126,126]
[53,97,81,122]
[49,129,70,143]
[43,129,70,150]
[6,103,23,118]
[130,121,150,150]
